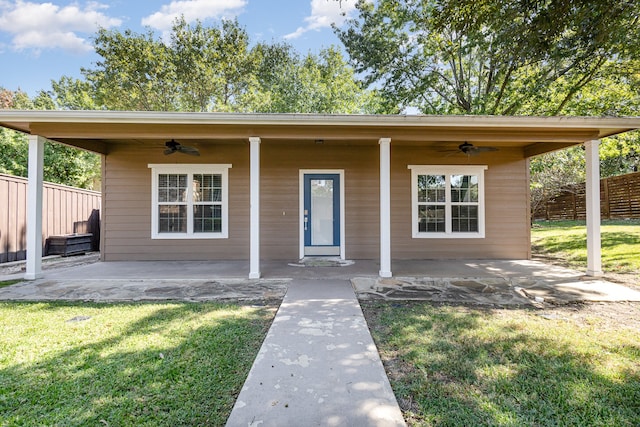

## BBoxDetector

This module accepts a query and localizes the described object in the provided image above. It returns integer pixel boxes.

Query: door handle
[304,216,308,231]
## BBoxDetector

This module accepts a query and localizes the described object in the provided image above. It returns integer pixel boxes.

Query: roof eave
[1,110,640,130]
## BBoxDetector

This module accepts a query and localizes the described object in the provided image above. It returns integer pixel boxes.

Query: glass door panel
[311,179,334,245]
[303,173,340,256]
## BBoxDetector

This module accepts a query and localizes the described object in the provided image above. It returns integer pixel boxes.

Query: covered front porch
[1,112,639,281]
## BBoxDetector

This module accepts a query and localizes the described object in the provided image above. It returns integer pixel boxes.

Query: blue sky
[0,0,358,96]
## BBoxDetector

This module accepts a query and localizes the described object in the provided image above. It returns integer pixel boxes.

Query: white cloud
[141,0,246,31]
[0,1,121,54]
[284,0,356,40]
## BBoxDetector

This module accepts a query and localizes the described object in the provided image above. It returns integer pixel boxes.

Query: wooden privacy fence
[535,171,640,221]
[0,173,101,263]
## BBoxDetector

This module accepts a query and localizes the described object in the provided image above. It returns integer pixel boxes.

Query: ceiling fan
[164,139,200,156]
[445,142,499,156]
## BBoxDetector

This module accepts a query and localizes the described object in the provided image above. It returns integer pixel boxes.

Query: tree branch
[552,56,608,115]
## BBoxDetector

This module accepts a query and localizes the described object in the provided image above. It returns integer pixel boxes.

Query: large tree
[336,0,639,115]
[82,18,380,114]
[85,28,180,111]
[253,43,383,113]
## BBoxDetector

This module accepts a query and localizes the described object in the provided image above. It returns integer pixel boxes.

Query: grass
[0,280,22,288]
[531,219,640,273]
[363,301,640,427]
[0,301,275,426]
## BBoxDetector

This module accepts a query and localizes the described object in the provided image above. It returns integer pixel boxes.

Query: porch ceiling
[1,110,638,157]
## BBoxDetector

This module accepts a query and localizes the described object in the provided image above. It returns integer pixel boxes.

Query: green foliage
[336,0,640,115]
[599,134,640,177]
[170,18,256,111]
[530,132,640,219]
[0,88,32,109]
[0,127,29,178]
[45,76,99,110]
[0,127,101,189]
[86,28,179,111]
[254,44,384,113]
[530,147,586,219]
[0,88,101,190]
[42,143,101,189]
[82,19,379,113]
[549,59,640,177]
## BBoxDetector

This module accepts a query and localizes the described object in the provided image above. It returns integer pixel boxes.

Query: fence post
[602,177,610,220]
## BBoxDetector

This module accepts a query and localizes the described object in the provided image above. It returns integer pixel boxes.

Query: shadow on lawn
[0,302,271,426]
[364,302,640,426]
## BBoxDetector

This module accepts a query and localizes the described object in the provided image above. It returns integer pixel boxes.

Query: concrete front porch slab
[1,257,639,305]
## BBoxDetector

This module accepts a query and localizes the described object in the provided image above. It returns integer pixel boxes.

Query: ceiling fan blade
[163,147,176,155]
[178,145,200,156]
[457,142,499,156]
[474,146,499,153]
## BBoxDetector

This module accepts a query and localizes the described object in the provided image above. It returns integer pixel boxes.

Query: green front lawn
[0,302,275,426]
[531,220,640,273]
[364,302,640,426]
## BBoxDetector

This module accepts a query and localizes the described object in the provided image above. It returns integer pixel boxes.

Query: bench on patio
[46,233,93,257]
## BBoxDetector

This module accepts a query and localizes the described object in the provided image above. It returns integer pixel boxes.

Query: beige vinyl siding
[391,145,530,259]
[102,143,249,261]
[102,141,530,261]
[259,144,301,260]
[260,143,380,260]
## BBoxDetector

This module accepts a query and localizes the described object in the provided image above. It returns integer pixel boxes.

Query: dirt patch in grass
[365,299,640,346]
[505,300,640,330]
[364,300,640,344]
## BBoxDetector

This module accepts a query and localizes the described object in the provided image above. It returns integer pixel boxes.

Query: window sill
[151,233,228,240]
[413,232,485,239]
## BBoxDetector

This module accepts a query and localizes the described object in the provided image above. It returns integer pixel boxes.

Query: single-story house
[1,111,639,280]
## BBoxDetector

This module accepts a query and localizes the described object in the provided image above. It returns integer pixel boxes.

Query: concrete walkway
[225,279,406,427]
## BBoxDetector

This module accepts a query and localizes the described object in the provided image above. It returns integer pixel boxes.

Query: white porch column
[379,137,392,278]
[585,140,602,276]
[25,135,45,280]
[249,137,261,279]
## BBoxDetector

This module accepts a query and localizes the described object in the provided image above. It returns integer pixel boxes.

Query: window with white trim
[408,165,487,238]
[149,164,231,239]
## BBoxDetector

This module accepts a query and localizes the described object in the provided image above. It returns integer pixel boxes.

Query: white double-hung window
[149,164,231,239]
[409,165,487,238]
